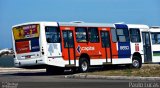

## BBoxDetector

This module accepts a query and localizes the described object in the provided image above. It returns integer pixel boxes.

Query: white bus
[12,22,160,74]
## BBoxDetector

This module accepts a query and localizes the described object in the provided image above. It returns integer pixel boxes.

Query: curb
[0,67,45,72]
[65,74,160,81]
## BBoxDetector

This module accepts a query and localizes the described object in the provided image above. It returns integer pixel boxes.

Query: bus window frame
[151,32,160,45]
[88,27,100,43]
[45,26,60,43]
[129,28,141,43]
[62,30,74,48]
[111,28,117,43]
[75,27,88,43]
[116,28,130,42]
[100,31,110,48]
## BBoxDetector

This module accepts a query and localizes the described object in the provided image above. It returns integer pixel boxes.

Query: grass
[82,64,160,77]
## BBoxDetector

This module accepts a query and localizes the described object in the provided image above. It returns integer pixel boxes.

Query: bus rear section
[12,23,44,67]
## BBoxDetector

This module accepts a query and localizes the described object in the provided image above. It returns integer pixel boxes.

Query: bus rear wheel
[132,56,142,68]
[79,57,89,73]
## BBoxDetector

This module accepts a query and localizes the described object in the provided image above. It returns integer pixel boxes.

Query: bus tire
[79,57,89,73]
[132,56,142,69]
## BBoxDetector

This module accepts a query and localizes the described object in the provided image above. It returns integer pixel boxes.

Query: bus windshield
[12,24,40,54]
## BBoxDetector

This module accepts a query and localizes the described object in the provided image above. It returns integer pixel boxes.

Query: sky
[0,0,160,49]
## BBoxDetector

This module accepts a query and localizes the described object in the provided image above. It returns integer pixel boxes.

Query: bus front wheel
[79,58,89,73]
[132,56,142,68]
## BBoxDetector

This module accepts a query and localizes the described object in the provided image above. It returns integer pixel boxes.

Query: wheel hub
[133,60,139,68]
[81,61,88,71]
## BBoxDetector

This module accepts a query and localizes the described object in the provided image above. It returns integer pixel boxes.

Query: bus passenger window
[151,33,160,44]
[75,27,87,42]
[157,34,160,44]
[111,28,117,42]
[45,26,60,43]
[101,31,110,47]
[62,31,74,48]
[117,29,129,42]
[88,27,99,43]
[130,29,141,42]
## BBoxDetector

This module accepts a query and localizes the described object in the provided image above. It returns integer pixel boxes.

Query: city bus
[12,22,160,73]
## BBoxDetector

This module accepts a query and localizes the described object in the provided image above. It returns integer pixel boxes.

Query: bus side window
[130,29,141,42]
[45,26,60,43]
[151,33,160,44]
[88,27,99,43]
[117,29,129,42]
[111,28,117,42]
[101,31,110,47]
[75,27,87,42]
[151,33,156,44]
[62,31,74,48]
[157,34,160,44]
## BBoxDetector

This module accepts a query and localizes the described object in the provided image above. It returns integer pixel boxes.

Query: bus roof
[150,26,160,29]
[59,22,114,27]
[12,21,114,28]
[12,21,58,28]
[12,21,152,29]
[127,24,149,29]
[150,26,160,32]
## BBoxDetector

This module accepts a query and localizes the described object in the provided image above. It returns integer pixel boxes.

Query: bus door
[100,31,112,63]
[142,32,152,62]
[62,30,76,65]
[115,24,131,58]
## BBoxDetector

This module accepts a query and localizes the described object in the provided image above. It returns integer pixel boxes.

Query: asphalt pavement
[0,68,160,88]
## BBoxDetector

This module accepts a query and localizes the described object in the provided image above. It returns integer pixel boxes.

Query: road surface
[0,68,159,88]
